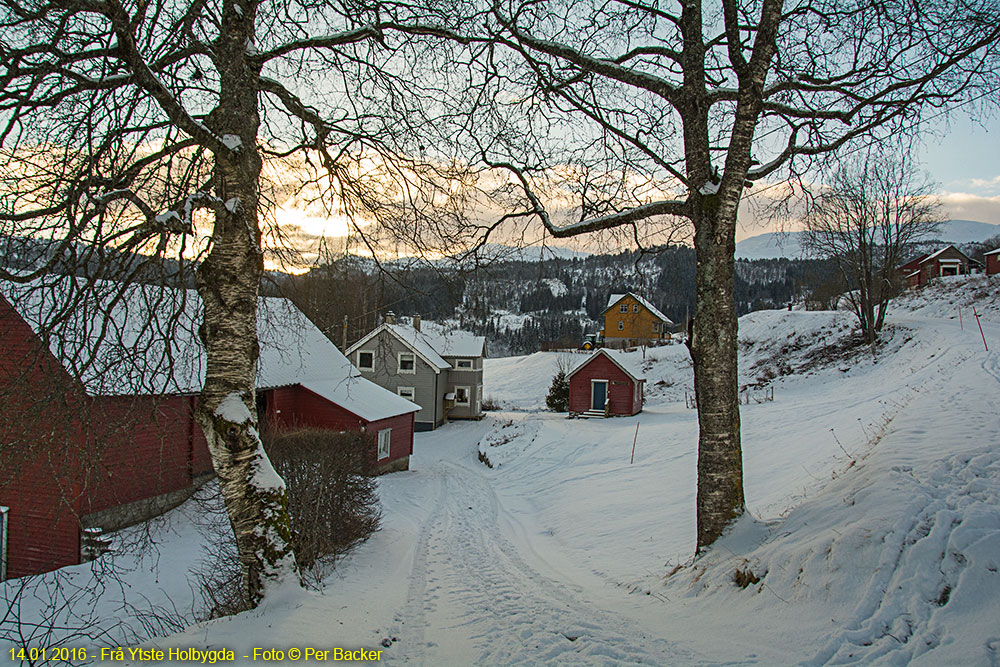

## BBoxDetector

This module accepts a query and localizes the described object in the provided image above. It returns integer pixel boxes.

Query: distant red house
[567,349,645,417]
[985,248,1000,275]
[0,280,417,580]
[899,245,982,288]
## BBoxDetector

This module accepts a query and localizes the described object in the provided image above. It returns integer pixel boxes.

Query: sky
[270,109,1000,263]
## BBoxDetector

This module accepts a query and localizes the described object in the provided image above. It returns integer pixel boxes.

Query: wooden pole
[959,307,963,330]
[630,422,639,464]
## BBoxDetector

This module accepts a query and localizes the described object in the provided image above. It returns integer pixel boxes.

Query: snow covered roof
[567,348,646,382]
[922,245,966,264]
[984,248,1000,256]
[0,277,418,421]
[348,321,486,371]
[602,293,674,325]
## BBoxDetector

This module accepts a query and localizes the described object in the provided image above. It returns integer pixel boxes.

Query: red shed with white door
[567,349,645,417]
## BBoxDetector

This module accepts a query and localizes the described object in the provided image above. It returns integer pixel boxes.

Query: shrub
[545,368,569,412]
[264,428,381,570]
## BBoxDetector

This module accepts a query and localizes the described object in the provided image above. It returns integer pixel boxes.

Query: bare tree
[0,0,466,606]
[803,153,942,344]
[385,0,1000,550]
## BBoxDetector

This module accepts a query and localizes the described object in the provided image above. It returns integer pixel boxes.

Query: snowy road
[383,459,702,665]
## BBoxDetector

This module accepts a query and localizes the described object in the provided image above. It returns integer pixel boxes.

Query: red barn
[0,279,417,580]
[986,248,1000,275]
[898,245,981,288]
[567,349,645,417]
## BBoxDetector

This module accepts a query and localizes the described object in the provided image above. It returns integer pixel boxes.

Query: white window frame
[618,320,624,331]
[0,506,8,582]
[454,358,473,369]
[619,303,628,313]
[397,386,415,401]
[377,429,391,460]
[633,303,639,313]
[397,352,416,374]
[454,385,471,406]
[357,350,375,371]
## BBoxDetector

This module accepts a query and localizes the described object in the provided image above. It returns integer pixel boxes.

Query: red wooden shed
[985,248,1000,276]
[567,349,645,417]
[0,279,417,580]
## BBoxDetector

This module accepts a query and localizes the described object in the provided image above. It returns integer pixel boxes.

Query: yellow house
[600,293,673,344]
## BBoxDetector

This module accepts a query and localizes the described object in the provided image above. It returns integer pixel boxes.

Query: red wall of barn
[987,254,999,275]
[1,296,87,577]
[568,354,641,416]
[80,395,211,517]
[264,385,414,464]
[0,296,212,579]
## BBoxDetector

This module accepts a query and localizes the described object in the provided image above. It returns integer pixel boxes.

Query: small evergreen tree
[545,360,570,412]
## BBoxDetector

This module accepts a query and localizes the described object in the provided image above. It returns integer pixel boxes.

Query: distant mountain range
[736,219,1000,261]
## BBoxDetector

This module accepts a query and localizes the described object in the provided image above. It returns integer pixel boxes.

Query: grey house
[347,317,486,431]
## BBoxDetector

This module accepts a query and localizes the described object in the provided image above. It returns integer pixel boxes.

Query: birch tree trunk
[193,0,297,605]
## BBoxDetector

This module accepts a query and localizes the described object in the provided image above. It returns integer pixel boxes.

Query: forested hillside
[280,245,839,356]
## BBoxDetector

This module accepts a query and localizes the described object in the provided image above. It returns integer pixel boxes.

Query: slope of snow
[5,275,999,665]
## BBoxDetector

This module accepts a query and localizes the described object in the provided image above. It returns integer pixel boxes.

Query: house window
[398,353,415,374]
[652,322,660,333]
[357,350,374,370]
[455,386,470,406]
[618,320,624,331]
[398,386,415,401]
[633,303,639,313]
[377,429,391,460]
[0,506,7,582]
[619,303,628,313]
[455,358,473,369]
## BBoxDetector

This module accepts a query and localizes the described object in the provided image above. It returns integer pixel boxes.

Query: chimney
[413,315,421,331]
[385,311,395,325]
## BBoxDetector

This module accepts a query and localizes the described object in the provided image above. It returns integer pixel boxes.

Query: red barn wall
[0,296,212,579]
[986,253,1000,275]
[0,296,87,577]
[80,395,211,517]
[263,385,414,465]
[568,354,641,416]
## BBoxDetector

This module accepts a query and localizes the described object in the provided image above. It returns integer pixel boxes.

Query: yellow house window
[618,320,624,330]
[619,303,628,313]
[633,303,639,313]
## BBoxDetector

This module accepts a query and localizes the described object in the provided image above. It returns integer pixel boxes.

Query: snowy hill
[736,218,1000,260]
[4,275,999,664]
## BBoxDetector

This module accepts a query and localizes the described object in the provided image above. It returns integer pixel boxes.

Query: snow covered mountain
[736,218,1000,260]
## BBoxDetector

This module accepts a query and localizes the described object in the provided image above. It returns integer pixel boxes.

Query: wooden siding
[602,295,667,341]
[443,358,484,419]
[984,252,999,275]
[354,330,442,427]
[264,385,413,467]
[0,295,211,579]
[568,354,642,416]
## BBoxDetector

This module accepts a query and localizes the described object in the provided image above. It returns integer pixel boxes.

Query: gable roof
[602,292,674,325]
[347,321,486,371]
[985,248,1000,257]
[0,276,418,421]
[567,348,646,382]
[922,245,970,264]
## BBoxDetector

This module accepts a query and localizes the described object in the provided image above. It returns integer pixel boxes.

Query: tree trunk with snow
[192,0,297,604]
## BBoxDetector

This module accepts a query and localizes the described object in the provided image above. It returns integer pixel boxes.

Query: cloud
[937,192,1000,225]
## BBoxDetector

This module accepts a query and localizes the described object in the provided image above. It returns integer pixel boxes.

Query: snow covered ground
[3,275,999,665]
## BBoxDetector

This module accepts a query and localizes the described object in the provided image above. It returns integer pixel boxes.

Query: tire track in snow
[385,462,704,665]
